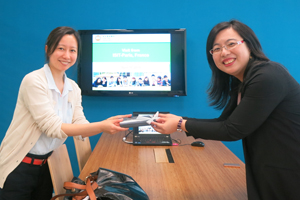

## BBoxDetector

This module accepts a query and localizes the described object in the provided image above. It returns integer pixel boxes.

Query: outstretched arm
[62,114,132,137]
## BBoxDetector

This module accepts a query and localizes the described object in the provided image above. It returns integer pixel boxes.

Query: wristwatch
[177,118,183,132]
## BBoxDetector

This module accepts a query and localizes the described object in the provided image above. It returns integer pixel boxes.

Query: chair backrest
[73,137,92,172]
[48,144,73,200]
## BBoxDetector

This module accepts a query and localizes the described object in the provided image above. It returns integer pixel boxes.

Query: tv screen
[77,28,187,97]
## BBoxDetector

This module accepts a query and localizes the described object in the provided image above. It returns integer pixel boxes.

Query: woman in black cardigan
[152,20,300,200]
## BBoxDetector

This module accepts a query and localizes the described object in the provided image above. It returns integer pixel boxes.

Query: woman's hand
[100,114,132,134]
[62,114,132,137]
[151,113,183,134]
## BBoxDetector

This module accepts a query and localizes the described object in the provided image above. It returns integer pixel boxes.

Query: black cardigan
[185,61,300,200]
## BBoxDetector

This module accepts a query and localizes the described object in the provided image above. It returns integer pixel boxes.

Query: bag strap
[86,178,97,200]
[64,182,88,190]
[51,179,98,200]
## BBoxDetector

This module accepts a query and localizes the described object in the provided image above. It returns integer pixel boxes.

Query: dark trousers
[0,153,53,200]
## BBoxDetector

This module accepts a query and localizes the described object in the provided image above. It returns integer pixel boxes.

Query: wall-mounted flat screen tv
[77,28,186,97]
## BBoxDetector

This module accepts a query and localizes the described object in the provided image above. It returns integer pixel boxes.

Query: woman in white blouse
[0,26,131,200]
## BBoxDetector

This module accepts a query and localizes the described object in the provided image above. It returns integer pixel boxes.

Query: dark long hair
[45,26,81,62]
[206,20,269,109]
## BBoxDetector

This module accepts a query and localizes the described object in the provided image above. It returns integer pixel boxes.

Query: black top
[185,61,300,200]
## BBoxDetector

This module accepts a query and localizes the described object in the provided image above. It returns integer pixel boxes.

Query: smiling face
[47,34,78,75]
[212,28,251,81]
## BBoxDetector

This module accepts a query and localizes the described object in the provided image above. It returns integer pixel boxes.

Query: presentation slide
[92,34,171,91]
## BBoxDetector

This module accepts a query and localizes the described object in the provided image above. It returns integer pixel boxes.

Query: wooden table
[79,131,247,200]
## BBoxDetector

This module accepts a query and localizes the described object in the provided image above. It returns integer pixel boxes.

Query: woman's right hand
[62,114,132,137]
[151,113,184,134]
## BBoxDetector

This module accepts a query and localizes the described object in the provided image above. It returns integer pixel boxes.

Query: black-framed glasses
[209,40,244,55]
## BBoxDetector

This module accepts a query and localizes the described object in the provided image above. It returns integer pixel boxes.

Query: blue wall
[1,0,300,176]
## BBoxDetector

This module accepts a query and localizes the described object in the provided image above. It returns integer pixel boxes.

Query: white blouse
[29,64,73,155]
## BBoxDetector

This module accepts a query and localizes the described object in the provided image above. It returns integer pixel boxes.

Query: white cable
[122,130,133,144]
[122,137,133,144]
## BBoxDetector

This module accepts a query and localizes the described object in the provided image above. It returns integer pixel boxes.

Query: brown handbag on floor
[51,167,149,200]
